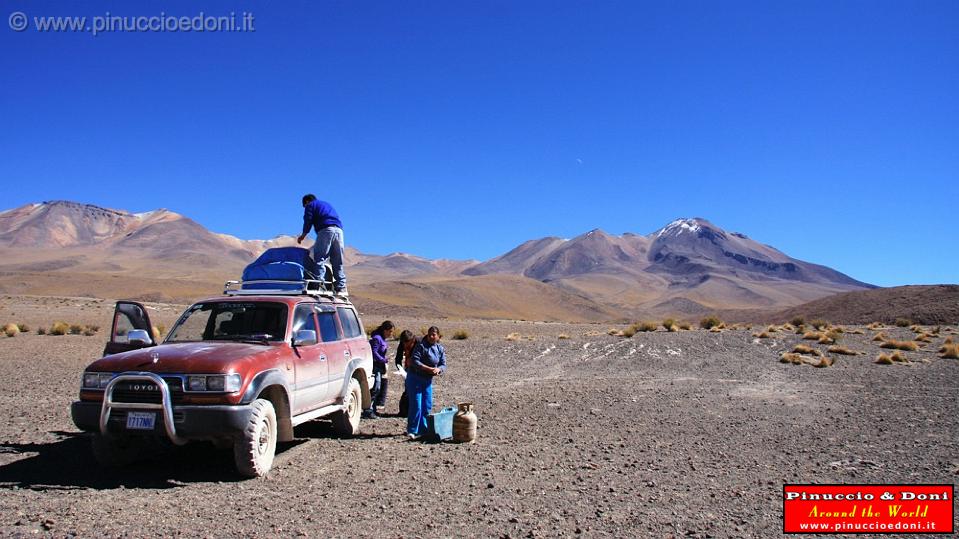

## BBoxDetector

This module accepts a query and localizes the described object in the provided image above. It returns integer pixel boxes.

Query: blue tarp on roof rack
[241,247,318,290]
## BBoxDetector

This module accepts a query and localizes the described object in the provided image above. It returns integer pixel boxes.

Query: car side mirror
[293,329,317,347]
[127,329,153,346]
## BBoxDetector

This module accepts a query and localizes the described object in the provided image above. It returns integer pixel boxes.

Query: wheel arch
[242,369,293,442]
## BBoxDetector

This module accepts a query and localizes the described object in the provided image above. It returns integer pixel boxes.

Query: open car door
[103,301,156,356]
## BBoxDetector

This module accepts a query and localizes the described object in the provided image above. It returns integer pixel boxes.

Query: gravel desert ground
[0,296,957,537]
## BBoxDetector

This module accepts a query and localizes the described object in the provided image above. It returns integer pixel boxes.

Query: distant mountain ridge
[0,201,874,320]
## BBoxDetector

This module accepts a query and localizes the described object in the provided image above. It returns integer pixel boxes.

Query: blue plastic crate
[426,406,457,442]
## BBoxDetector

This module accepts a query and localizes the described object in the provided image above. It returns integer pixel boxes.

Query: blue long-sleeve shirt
[411,339,447,377]
[301,199,343,236]
[370,334,389,364]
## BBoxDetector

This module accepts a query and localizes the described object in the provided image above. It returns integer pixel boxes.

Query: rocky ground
[0,296,957,537]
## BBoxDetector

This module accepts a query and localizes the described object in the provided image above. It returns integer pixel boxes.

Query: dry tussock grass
[452,330,469,340]
[708,327,722,333]
[846,328,865,335]
[620,327,636,338]
[49,321,70,335]
[792,344,823,357]
[802,331,821,341]
[827,346,860,356]
[752,331,771,339]
[817,334,836,345]
[558,334,570,340]
[506,332,522,341]
[872,332,887,342]
[700,316,722,330]
[875,351,909,365]
[813,356,834,368]
[866,322,882,330]
[780,323,794,332]
[809,319,829,330]
[780,352,805,365]
[940,344,959,359]
[634,321,658,333]
[915,333,933,343]
[944,336,954,345]
[678,322,691,331]
[879,340,920,351]
[3,323,19,337]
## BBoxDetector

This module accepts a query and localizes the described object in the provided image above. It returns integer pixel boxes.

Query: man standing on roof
[297,194,348,296]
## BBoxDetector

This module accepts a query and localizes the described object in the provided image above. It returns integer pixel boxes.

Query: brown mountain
[464,218,873,314]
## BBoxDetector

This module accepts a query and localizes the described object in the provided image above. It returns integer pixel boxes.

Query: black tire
[233,398,277,478]
[331,378,362,436]
[91,434,140,467]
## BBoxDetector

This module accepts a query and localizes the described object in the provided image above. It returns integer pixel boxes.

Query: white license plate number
[126,411,156,430]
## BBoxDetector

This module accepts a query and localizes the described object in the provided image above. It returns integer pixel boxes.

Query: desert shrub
[941,344,959,359]
[752,331,771,339]
[930,326,941,335]
[708,327,722,333]
[867,322,882,330]
[780,352,804,365]
[944,336,954,345]
[634,321,658,333]
[69,324,84,335]
[620,326,636,338]
[915,333,933,343]
[828,346,859,356]
[890,351,908,362]
[87,324,100,332]
[678,322,691,330]
[452,330,469,340]
[909,324,922,333]
[879,340,919,351]
[50,321,69,336]
[766,325,778,333]
[894,318,913,328]
[813,356,834,368]
[17,323,29,333]
[558,334,570,340]
[505,332,521,341]
[700,316,722,330]
[780,323,794,332]
[4,324,19,337]
[83,327,97,336]
[874,353,893,365]
[792,344,823,357]
[809,319,828,330]
[662,318,676,331]
[790,317,805,327]
[872,332,887,342]
[802,331,821,340]
[817,334,836,345]
[36,327,47,335]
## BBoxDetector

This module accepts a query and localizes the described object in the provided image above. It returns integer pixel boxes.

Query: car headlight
[188,376,207,391]
[188,374,241,392]
[82,372,113,389]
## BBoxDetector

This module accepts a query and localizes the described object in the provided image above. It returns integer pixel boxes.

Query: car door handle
[319,354,327,362]
[344,350,350,357]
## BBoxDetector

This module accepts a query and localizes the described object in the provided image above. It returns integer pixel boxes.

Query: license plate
[126,411,156,430]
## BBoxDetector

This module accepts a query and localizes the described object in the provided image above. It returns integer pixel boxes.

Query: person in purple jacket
[363,320,394,419]
[296,194,347,296]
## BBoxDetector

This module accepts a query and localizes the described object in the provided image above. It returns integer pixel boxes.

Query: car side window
[336,307,362,339]
[292,305,317,335]
[316,311,340,342]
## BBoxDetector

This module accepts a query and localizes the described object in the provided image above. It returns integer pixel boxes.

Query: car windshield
[166,302,288,343]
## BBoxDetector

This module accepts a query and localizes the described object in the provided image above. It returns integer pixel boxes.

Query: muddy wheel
[331,378,362,436]
[233,398,277,478]
[91,434,140,467]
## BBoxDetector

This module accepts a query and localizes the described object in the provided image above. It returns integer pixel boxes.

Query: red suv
[71,285,373,478]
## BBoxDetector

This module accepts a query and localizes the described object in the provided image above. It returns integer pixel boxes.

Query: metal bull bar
[99,372,188,445]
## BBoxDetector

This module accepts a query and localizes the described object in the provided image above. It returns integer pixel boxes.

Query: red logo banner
[783,484,954,534]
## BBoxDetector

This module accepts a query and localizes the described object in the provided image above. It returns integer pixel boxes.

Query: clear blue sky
[2,1,956,287]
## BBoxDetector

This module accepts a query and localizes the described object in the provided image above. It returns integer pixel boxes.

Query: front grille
[111,377,185,404]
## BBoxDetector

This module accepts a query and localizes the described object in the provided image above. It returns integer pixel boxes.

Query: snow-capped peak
[656,218,702,238]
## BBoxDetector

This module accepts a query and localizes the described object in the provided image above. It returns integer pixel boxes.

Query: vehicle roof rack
[223,280,333,297]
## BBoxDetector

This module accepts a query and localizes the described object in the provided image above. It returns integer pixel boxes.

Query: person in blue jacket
[363,320,394,419]
[296,194,347,296]
[406,326,446,439]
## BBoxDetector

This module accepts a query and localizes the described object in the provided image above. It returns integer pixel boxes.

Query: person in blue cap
[297,194,347,296]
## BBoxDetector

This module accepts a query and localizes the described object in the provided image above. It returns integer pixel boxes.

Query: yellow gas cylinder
[452,402,477,443]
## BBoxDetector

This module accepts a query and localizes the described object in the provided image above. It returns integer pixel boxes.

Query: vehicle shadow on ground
[293,421,402,440]
[0,431,308,490]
